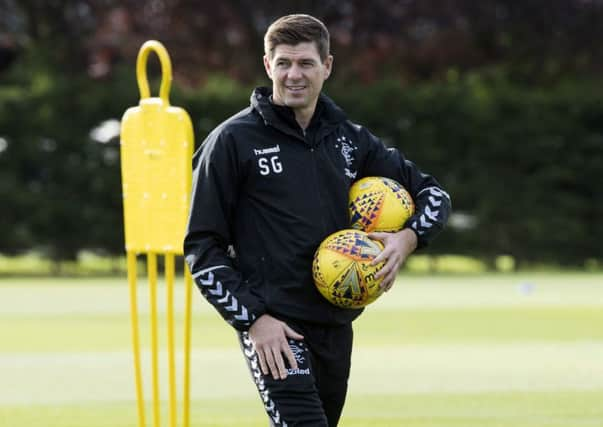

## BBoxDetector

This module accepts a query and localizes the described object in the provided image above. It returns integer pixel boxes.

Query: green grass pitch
[1,273,602,426]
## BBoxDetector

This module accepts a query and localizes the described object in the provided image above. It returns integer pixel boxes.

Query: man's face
[264,42,333,113]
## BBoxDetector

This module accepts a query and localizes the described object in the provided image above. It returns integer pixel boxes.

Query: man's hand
[248,314,304,380]
[369,228,418,292]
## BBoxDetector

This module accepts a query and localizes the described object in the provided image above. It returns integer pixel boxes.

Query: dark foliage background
[1,0,602,267]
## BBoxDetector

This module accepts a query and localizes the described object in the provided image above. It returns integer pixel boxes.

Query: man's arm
[184,129,266,331]
[358,127,451,247]
[185,128,302,380]
[357,127,452,288]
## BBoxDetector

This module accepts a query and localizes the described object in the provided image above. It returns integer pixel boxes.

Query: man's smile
[286,85,307,92]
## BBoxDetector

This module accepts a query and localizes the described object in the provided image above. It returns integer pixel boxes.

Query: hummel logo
[254,145,280,156]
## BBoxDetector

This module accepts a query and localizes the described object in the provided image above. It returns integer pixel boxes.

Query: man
[184,14,451,427]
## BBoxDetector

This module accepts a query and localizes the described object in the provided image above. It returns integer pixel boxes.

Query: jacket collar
[250,87,347,141]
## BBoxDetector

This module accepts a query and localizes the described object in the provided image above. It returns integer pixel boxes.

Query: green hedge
[1,60,602,266]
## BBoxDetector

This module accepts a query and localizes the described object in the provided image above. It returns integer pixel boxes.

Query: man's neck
[270,95,318,130]
[293,106,315,130]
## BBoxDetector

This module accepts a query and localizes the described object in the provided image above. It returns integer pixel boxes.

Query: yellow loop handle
[136,40,172,103]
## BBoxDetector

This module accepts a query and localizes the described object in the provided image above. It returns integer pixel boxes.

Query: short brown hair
[264,14,330,61]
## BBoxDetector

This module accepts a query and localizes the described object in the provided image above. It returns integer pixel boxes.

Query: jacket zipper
[271,123,329,235]
[309,144,328,235]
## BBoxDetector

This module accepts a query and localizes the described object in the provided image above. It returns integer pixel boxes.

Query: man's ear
[263,55,273,80]
[324,55,334,80]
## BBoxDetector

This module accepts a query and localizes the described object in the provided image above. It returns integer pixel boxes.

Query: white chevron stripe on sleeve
[192,265,229,279]
[425,205,440,222]
[199,272,214,286]
[428,195,442,207]
[417,186,451,201]
[216,290,231,304]
[420,214,433,228]
[194,265,254,325]
[410,220,426,235]
[225,296,239,312]
[235,306,250,321]
[207,280,223,295]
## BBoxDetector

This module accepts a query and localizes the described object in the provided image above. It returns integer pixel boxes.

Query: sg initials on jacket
[254,144,283,176]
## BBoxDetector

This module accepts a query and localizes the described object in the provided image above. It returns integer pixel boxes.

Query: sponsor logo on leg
[287,340,310,376]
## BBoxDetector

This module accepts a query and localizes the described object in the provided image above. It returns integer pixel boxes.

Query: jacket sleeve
[184,128,266,331]
[357,126,451,249]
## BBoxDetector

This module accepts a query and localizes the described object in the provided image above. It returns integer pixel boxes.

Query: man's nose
[287,64,303,80]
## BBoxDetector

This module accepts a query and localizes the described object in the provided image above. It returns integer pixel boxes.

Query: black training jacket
[184,87,451,331]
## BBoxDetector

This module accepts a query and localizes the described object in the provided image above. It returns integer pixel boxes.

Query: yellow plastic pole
[165,253,177,427]
[147,252,160,427]
[121,40,194,427]
[183,267,193,427]
[127,251,146,427]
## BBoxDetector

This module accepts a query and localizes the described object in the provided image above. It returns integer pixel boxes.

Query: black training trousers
[238,318,353,427]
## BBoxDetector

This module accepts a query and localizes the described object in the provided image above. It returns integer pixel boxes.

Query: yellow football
[312,229,385,309]
[349,176,415,232]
